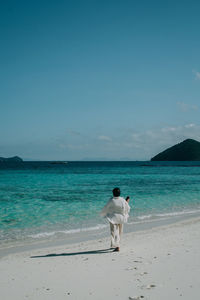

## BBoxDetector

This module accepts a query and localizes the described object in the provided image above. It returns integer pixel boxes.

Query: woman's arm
[100,199,112,217]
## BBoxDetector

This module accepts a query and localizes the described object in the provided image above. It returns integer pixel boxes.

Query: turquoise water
[1,161,200,245]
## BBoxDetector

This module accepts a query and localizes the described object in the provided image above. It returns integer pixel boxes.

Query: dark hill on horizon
[151,139,200,161]
[0,156,23,162]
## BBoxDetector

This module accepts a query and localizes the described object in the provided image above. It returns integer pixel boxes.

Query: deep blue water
[1,161,200,245]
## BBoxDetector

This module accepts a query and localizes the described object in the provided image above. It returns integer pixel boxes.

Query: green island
[151,139,200,161]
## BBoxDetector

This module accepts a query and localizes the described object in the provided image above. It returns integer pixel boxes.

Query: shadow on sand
[31,248,115,258]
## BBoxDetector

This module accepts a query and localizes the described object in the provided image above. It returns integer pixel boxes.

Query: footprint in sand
[146,284,156,289]
[141,284,156,290]
[129,296,144,300]
[140,272,148,276]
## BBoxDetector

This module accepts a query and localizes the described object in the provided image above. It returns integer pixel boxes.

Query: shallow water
[1,161,200,246]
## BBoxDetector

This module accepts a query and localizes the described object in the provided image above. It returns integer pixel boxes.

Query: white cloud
[51,124,200,160]
[129,124,200,157]
[177,102,198,112]
[194,70,200,80]
[98,135,112,142]
[161,126,178,133]
[185,123,195,128]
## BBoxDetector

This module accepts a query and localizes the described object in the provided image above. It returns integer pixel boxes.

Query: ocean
[1,161,200,249]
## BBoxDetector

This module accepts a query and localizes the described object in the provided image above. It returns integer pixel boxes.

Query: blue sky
[1,0,200,160]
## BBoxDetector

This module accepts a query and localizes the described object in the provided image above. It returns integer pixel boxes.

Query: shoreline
[1,210,200,259]
[0,215,200,299]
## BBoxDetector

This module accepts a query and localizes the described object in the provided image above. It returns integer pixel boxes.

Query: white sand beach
[0,217,200,300]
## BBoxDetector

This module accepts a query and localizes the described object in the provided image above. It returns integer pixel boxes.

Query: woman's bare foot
[113,247,120,252]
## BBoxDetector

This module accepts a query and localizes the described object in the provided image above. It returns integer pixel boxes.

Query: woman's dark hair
[113,187,120,197]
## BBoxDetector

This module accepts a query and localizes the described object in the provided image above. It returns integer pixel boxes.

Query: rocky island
[0,156,23,162]
[151,139,200,161]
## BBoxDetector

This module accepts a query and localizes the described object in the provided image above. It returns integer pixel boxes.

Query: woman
[101,187,130,252]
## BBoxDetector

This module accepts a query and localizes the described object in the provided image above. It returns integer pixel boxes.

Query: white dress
[101,196,130,247]
[101,196,130,224]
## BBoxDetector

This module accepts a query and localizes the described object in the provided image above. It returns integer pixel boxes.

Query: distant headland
[0,156,23,162]
[151,139,200,161]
